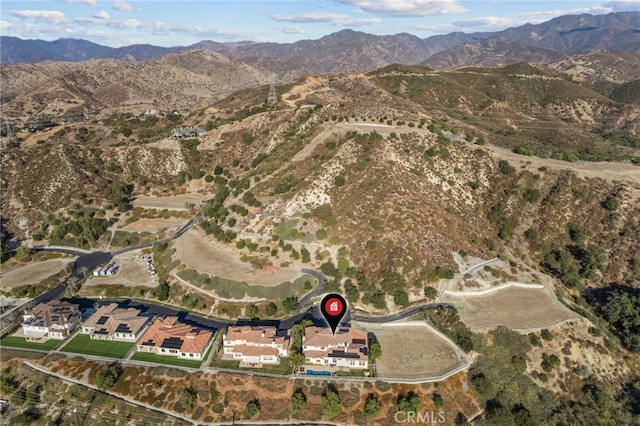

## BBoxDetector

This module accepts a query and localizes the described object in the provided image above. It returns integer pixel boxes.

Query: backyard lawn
[61,334,133,358]
[130,351,203,368]
[0,335,61,351]
[214,358,292,375]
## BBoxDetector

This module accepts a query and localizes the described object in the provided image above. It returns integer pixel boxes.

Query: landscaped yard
[131,351,203,368]
[0,335,61,351]
[61,334,133,358]
[213,358,293,375]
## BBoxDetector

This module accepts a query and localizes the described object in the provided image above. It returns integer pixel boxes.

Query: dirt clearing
[353,320,465,379]
[174,230,303,286]
[0,259,72,289]
[85,253,156,287]
[120,218,186,233]
[444,285,578,331]
[485,144,640,192]
[132,193,207,210]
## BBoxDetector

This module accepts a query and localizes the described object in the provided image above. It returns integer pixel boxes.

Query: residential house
[222,325,290,367]
[81,303,149,341]
[173,127,207,139]
[302,326,369,370]
[21,301,81,341]
[136,316,213,360]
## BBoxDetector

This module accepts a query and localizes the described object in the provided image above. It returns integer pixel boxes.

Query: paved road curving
[30,213,453,327]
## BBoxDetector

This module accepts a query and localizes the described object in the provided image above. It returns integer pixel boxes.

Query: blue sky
[1,1,639,47]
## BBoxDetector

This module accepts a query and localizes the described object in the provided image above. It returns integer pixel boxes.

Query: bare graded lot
[353,321,464,379]
[120,217,187,233]
[132,193,207,210]
[446,286,578,331]
[85,254,156,287]
[0,259,72,289]
[174,230,303,286]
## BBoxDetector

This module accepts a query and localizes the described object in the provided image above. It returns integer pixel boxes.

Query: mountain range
[2,11,639,73]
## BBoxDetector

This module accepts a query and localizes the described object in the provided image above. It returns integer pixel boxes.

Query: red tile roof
[137,316,212,355]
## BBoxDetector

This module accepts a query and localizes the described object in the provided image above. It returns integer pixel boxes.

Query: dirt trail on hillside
[485,144,640,192]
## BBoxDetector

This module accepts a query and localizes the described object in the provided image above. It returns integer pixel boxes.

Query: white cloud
[452,16,519,30]
[275,25,306,34]
[62,0,99,6]
[272,12,381,27]
[1,21,73,38]
[74,16,143,28]
[10,10,67,25]
[272,12,349,23]
[109,19,144,29]
[603,1,640,11]
[112,1,136,12]
[341,18,382,26]
[335,0,466,17]
[93,10,110,20]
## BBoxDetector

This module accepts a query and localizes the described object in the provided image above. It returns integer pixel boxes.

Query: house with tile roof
[222,325,290,367]
[302,326,369,370]
[81,303,149,341]
[136,316,213,360]
[22,301,81,341]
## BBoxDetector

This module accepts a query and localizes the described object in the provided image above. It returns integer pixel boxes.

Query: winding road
[26,211,454,329]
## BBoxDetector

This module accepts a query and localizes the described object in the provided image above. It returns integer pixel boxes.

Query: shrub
[95,365,122,390]
[364,394,382,419]
[291,389,307,414]
[244,399,260,419]
[321,389,341,418]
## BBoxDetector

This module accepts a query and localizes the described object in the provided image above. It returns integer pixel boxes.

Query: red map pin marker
[320,293,347,335]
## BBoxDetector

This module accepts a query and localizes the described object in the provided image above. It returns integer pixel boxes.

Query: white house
[302,326,369,370]
[136,316,213,360]
[21,301,81,341]
[222,325,289,367]
[81,303,149,341]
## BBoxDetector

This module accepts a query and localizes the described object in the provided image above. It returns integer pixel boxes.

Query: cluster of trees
[46,210,112,247]
[589,286,640,352]
[95,365,122,390]
[543,242,605,290]
[469,326,637,424]
[111,182,133,212]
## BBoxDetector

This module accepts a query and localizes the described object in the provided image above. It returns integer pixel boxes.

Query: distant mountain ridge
[1,11,639,73]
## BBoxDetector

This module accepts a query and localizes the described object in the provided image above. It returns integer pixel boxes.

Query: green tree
[541,329,554,341]
[300,246,311,263]
[498,160,516,175]
[432,392,444,409]
[424,286,437,300]
[283,296,298,313]
[291,388,307,414]
[369,341,382,362]
[153,282,170,301]
[95,365,122,390]
[364,394,382,419]
[321,388,341,418]
[397,391,422,415]
[245,304,259,319]
[394,290,410,307]
[179,387,197,410]
[244,399,260,419]
[209,381,222,403]
[265,302,278,316]
[14,245,33,261]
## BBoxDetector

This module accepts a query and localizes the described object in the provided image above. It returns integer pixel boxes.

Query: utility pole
[4,120,17,148]
[72,407,80,426]
[267,83,278,104]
